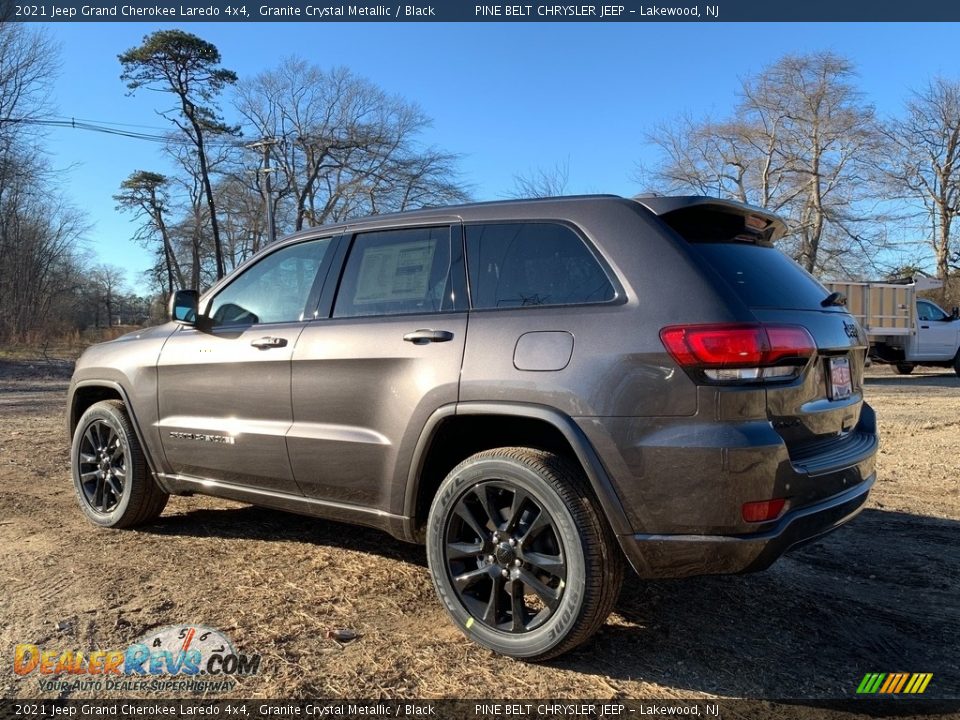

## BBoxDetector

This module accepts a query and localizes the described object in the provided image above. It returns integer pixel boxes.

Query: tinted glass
[208,238,331,326]
[465,223,615,309]
[333,226,454,318]
[692,244,835,311]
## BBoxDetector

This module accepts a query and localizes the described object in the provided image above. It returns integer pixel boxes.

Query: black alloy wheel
[427,447,624,660]
[71,400,169,528]
[445,481,567,633]
[76,419,127,514]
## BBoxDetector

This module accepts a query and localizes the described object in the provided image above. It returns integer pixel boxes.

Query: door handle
[251,336,288,349]
[921,325,930,329]
[403,329,454,345]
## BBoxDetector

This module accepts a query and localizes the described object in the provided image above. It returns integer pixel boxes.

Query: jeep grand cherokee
[68,195,877,659]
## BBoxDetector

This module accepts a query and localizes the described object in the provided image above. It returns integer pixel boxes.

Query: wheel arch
[402,402,631,541]
[69,380,165,486]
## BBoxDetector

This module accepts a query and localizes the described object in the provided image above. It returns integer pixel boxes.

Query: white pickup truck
[824,278,960,376]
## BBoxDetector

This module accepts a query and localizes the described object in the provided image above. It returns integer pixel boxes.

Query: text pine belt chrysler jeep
[68,195,877,659]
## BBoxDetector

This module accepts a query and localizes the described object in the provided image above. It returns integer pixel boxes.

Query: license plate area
[828,356,852,400]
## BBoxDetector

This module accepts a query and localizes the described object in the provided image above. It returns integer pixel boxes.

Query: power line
[5,116,246,148]
[51,115,176,132]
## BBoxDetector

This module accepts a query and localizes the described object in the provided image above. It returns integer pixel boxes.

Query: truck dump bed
[824,281,914,336]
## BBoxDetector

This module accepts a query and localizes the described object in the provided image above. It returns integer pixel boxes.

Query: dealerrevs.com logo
[14,625,261,693]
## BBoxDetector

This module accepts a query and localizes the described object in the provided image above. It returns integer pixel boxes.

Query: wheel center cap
[494,542,516,566]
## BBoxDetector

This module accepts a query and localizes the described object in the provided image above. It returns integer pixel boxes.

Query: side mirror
[169,289,200,325]
[952,307,959,320]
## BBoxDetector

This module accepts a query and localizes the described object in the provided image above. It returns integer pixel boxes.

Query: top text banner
[4,0,960,21]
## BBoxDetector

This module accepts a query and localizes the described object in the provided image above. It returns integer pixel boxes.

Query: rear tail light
[742,498,787,522]
[660,323,815,384]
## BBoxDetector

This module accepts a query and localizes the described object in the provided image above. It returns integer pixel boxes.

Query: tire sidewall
[426,456,588,659]
[71,404,136,527]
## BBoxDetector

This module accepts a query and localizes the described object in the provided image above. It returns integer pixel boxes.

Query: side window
[465,223,616,310]
[208,238,332,326]
[333,226,456,318]
[917,301,946,322]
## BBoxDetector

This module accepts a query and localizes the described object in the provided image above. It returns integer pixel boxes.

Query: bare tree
[640,115,778,205]
[164,139,238,289]
[509,159,570,198]
[641,52,883,277]
[0,24,90,343]
[0,24,58,129]
[881,77,960,294]
[215,172,269,268]
[119,30,239,280]
[234,58,468,232]
[90,264,128,327]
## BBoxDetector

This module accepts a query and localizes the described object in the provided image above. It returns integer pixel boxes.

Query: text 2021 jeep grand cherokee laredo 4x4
[68,195,877,659]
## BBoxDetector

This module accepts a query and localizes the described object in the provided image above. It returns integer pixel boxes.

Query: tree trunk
[180,97,225,280]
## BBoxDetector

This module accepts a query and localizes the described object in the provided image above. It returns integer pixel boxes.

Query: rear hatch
[639,197,869,463]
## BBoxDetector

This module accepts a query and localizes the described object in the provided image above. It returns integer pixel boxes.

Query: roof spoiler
[631,195,788,243]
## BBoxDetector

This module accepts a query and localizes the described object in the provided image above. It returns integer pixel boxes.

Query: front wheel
[954,353,960,378]
[426,447,623,660]
[71,400,168,528]
[895,363,915,375]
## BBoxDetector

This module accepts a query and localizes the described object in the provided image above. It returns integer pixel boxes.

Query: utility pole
[247,138,278,245]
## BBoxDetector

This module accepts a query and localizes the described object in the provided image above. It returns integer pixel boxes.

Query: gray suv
[68,195,877,659]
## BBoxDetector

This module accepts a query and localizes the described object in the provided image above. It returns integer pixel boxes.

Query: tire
[426,447,624,661]
[71,400,168,528]
[954,353,960,378]
[895,363,915,375]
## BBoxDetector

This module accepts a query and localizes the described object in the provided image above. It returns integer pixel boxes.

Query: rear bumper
[618,473,874,579]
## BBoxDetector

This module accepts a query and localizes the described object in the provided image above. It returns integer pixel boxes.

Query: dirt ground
[0,357,957,709]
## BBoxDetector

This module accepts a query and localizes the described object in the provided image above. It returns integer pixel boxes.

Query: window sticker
[353,240,437,304]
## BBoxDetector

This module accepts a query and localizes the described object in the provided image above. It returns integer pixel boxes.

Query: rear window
[465,223,615,310]
[692,243,834,311]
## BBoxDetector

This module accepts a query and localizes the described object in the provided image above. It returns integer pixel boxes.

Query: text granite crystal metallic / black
[67,194,877,660]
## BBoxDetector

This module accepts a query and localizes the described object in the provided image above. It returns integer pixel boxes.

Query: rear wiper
[821,291,847,308]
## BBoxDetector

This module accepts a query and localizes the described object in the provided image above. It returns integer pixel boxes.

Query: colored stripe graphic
[879,674,898,693]
[868,673,886,693]
[857,673,932,694]
[893,673,909,693]
[856,674,874,694]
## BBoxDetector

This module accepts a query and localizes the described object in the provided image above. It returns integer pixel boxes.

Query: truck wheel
[895,363,915,375]
[426,447,624,661]
[71,400,168,528]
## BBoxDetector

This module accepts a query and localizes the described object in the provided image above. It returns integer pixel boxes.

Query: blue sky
[43,22,960,292]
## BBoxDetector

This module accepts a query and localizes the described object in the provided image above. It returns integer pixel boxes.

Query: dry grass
[0,327,141,363]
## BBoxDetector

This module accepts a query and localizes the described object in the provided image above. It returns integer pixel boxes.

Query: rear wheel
[954,353,960,378]
[71,400,168,528]
[895,362,915,375]
[426,447,623,660]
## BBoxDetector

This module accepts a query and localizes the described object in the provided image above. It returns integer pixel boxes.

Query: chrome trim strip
[157,417,390,445]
